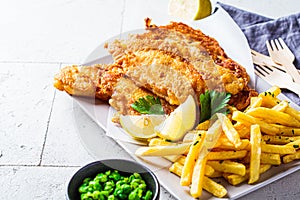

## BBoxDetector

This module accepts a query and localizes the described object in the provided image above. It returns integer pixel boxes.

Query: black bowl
[66,159,160,200]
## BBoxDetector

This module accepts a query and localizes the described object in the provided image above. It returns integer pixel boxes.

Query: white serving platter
[71,5,300,200]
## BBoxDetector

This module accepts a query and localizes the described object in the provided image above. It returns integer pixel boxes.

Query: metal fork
[266,38,300,84]
[255,64,300,97]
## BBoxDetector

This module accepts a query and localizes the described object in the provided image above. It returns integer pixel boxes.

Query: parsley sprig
[199,90,231,123]
[131,95,165,115]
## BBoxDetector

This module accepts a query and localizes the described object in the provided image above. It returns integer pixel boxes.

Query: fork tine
[274,39,282,50]
[266,40,273,53]
[278,38,288,49]
[270,39,277,51]
[278,38,295,60]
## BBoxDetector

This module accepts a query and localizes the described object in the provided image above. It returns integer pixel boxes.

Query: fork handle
[286,82,300,97]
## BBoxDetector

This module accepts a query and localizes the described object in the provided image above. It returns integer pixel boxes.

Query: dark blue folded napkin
[218,2,300,105]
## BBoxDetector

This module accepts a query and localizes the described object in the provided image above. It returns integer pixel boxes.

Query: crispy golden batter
[53,19,257,112]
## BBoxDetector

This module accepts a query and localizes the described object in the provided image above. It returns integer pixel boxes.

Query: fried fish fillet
[54,19,257,112]
[109,77,176,115]
[54,62,124,101]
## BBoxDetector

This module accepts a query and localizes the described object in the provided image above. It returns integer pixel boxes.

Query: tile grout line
[0,164,80,168]
[37,63,61,166]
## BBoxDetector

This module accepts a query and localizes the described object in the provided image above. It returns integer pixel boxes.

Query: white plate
[72,5,300,200]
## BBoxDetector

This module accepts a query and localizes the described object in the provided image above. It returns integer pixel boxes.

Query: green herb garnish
[131,95,165,115]
[199,90,231,123]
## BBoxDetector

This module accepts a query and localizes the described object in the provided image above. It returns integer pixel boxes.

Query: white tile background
[0,0,300,199]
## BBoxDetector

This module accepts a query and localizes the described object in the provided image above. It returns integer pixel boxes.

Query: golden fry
[169,162,183,177]
[190,155,207,198]
[282,150,300,163]
[234,123,250,139]
[135,142,191,156]
[148,138,173,146]
[195,120,210,131]
[272,100,289,112]
[217,113,242,148]
[244,96,263,113]
[203,176,227,198]
[246,107,300,128]
[248,125,261,184]
[261,143,296,154]
[207,160,246,176]
[263,135,300,145]
[180,131,206,186]
[243,152,281,165]
[207,150,247,160]
[285,107,300,122]
[232,111,279,135]
[223,164,271,186]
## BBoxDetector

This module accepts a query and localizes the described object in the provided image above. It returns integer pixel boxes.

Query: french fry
[207,160,246,176]
[172,156,215,177]
[285,139,300,150]
[180,131,206,186]
[246,107,300,128]
[217,113,242,148]
[195,120,210,130]
[135,142,191,156]
[258,86,281,107]
[285,107,300,122]
[244,96,263,113]
[148,138,174,146]
[263,85,281,97]
[272,100,289,112]
[243,152,281,165]
[190,154,207,198]
[169,162,183,177]
[202,176,227,198]
[282,150,300,163]
[261,143,296,154]
[262,135,300,145]
[232,111,279,135]
[182,130,198,143]
[234,123,250,139]
[248,124,261,184]
[207,150,247,160]
[223,164,271,186]
[207,170,223,178]
[274,126,300,136]
[214,138,250,150]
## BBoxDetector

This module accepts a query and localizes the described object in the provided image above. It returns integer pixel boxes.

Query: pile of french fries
[135,86,300,198]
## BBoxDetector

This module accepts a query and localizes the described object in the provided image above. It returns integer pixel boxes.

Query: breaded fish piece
[54,19,257,111]
[107,22,249,96]
[54,63,124,101]
[109,77,176,115]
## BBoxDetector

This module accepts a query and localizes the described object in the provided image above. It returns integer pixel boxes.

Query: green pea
[92,190,101,199]
[128,189,140,200]
[96,173,108,183]
[138,183,146,191]
[83,178,92,184]
[109,170,122,181]
[107,195,116,200]
[143,190,153,200]
[121,184,132,194]
[79,185,89,193]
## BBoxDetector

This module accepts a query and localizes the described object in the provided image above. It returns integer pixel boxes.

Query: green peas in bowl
[67,159,160,200]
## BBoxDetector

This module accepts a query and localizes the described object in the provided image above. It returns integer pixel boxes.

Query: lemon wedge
[168,0,212,20]
[120,114,166,140]
[155,95,198,141]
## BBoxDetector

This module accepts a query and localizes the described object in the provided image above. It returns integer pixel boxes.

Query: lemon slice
[168,0,212,20]
[155,95,198,141]
[120,115,166,140]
